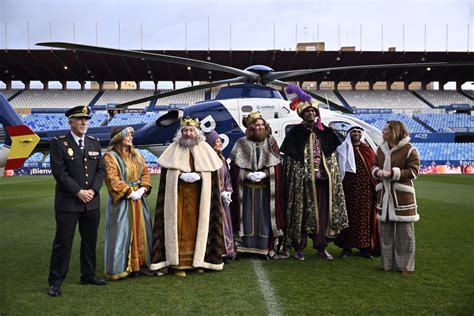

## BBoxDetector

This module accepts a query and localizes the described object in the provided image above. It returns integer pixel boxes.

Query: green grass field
[0,175,473,315]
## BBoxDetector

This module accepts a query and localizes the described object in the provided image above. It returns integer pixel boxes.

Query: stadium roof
[0,49,472,85]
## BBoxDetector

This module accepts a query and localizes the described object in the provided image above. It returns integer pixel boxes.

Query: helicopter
[0,41,467,175]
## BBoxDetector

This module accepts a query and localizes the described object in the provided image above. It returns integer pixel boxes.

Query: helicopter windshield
[215,84,284,100]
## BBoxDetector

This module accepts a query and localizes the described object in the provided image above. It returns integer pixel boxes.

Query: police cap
[65,106,91,119]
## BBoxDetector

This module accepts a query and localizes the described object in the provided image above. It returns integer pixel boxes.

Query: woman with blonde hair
[103,126,153,280]
[371,120,420,275]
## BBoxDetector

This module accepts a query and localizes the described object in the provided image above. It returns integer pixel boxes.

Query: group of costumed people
[47,96,420,297]
[101,85,420,280]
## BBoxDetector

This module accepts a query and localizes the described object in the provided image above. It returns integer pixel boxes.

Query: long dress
[335,144,380,253]
[103,150,153,280]
[216,156,236,258]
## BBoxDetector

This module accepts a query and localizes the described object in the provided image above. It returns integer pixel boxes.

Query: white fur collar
[380,136,410,155]
[158,141,222,172]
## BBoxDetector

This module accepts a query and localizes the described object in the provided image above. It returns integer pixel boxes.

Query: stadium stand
[354,113,431,133]
[0,89,22,100]
[23,112,108,131]
[415,113,474,132]
[9,89,99,109]
[463,90,474,99]
[138,149,159,163]
[416,143,473,161]
[154,89,205,106]
[95,89,155,109]
[107,112,161,126]
[338,90,429,112]
[23,149,158,164]
[414,90,473,107]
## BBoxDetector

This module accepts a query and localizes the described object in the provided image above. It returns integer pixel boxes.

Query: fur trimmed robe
[150,141,224,271]
[371,137,420,222]
[229,135,285,256]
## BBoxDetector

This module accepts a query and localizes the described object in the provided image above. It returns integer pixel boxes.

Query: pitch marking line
[251,259,282,316]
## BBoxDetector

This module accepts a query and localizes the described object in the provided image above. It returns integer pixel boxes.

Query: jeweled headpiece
[109,126,134,146]
[180,116,201,129]
[286,84,324,130]
[243,111,263,128]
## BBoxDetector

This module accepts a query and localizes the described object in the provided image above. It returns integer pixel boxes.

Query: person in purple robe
[206,130,236,260]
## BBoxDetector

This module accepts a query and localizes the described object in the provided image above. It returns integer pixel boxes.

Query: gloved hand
[246,172,260,182]
[136,187,147,198]
[180,172,201,183]
[128,190,141,200]
[246,171,267,182]
[221,191,232,206]
[254,171,267,180]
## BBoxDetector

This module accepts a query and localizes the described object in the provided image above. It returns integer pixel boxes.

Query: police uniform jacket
[50,132,105,212]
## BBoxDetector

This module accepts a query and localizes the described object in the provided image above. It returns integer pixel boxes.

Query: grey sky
[1,0,473,51]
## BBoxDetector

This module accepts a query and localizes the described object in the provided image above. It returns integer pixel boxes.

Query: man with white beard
[150,117,224,277]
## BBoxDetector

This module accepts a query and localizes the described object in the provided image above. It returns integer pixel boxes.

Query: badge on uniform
[63,142,68,146]
[67,148,74,156]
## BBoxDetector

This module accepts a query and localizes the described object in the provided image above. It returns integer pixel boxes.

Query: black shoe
[129,271,140,278]
[359,248,374,259]
[47,284,61,297]
[340,248,353,258]
[80,277,107,285]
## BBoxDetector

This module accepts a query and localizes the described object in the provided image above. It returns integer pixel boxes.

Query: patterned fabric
[229,136,280,170]
[103,150,153,280]
[335,145,379,251]
[380,221,415,272]
[283,138,348,250]
[229,136,285,257]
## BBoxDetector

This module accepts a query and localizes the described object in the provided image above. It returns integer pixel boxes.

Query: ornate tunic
[281,123,348,250]
[103,150,153,280]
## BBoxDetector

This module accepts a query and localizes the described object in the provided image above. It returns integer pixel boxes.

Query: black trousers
[48,209,100,286]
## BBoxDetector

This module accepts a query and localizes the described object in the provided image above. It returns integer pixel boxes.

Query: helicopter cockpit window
[248,89,274,98]
[241,105,253,113]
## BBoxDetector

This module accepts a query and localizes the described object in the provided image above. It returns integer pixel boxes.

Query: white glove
[246,171,267,182]
[246,172,260,182]
[128,190,141,200]
[221,191,232,206]
[180,172,201,183]
[136,187,147,198]
[254,171,267,180]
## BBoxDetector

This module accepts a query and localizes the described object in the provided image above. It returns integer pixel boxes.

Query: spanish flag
[5,125,40,170]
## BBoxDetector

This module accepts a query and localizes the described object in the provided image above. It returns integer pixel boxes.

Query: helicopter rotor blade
[263,61,471,82]
[116,77,248,107]
[271,80,353,114]
[36,42,259,80]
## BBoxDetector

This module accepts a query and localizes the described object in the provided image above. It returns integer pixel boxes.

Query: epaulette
[87,135,100,142]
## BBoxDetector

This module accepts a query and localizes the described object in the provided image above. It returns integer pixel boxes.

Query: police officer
[47,105,106,297]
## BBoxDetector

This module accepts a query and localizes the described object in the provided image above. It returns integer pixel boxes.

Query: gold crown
[180,116,201,128]
[244,111,263,127]
[296,99,320,117]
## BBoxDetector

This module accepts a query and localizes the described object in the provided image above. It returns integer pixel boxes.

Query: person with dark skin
[281,84,348,261]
